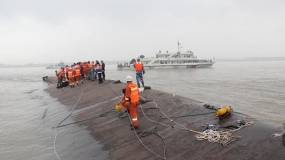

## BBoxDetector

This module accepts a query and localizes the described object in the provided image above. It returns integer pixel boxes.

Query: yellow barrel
[115,104,122,111]
[216,106,231,117]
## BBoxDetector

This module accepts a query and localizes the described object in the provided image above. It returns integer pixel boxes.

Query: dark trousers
[98,73,103,83]
[102,70,105,80]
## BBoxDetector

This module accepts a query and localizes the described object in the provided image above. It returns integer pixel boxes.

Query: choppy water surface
[0,68,109,160]
[0,60,284,159]
[109,60,285,126]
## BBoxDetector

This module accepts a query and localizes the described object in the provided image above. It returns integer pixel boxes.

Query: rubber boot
[130,125,139,130]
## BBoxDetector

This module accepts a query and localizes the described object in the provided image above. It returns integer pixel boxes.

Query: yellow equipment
[115,104,122,111]
[216,106,231,117]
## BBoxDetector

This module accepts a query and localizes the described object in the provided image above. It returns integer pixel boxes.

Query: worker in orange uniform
[133,58,145,88]
[67,67,75,88]
[75,67,83,85]
[87,61,93,80]
[60,67,66,80]
[119,76,140,130]
[83,62,88,78]
[65,65,69,80]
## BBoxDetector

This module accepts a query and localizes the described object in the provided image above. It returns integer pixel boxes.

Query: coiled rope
[140,100,255,147]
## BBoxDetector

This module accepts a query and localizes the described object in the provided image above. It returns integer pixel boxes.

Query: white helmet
[126,75,132,82]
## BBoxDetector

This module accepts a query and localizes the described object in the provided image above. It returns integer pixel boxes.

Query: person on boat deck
[82,61,88,78]
[87,61,93,80]
[91,62,96,81]
[75,66,83,85]
[67,67,75,88]
[119,76,139,130]
[60,67,66,80]
[101,60,106,80]
[65,65,69,80]
[56,77,69,89]
[55,70,61,87]
[133,58,145,88]
[96,63,103,84]
[79,62,84,78]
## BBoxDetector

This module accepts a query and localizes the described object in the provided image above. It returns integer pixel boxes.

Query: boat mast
[177,40,182,54]
[178,41,180,54]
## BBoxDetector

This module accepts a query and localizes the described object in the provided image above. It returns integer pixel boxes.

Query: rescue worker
[96,63,103,84]
[133,58,145,88]
[83,61,88,78]
[119,76,139,130]
[72,64,76,83]
[57,77,69,89]
[101,60,105,80]
[67,67,75,88]
[87,61,93,80]
[55,70,61,87]
[75,67,83,85]
[91,63,96,81]
[94,60,99,80]
[79,62,84,78]
[60,67,66,80]
[65,65,69,80]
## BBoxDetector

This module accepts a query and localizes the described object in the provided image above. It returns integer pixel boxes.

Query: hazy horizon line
[0,56,285,66]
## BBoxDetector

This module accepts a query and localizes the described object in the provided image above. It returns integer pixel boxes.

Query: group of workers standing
[55,60,105,88]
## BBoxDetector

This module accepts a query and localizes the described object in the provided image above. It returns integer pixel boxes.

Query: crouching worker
[57,77,69,89]
[55,70,61,88]
[119,75,140,130]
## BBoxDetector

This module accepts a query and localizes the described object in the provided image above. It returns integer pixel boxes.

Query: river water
[0,60,284,159]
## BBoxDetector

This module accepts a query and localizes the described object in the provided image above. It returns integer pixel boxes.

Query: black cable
[141,115,161,137]
[55,109,117,128]
[106,80,120,96]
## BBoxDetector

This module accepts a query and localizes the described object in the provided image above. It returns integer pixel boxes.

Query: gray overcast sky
[0,0,285,64]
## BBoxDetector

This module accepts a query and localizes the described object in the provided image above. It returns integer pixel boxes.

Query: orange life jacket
[61,70,65,77]
[75,68,81,76]
[88,63,92,69]
[135,62,143,71]
[68,70,73,78]
[128,83,139,103]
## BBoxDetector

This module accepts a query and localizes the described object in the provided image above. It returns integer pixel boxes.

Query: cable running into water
[53,85,89,160]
